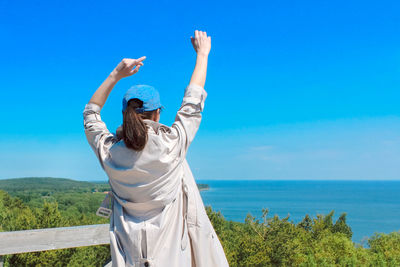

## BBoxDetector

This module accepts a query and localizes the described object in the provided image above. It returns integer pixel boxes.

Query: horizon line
[1,177,400,182]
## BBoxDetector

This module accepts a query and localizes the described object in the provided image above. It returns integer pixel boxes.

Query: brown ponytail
[122,99,158,151]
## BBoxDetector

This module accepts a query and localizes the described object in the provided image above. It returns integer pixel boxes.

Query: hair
[122,99,158,151]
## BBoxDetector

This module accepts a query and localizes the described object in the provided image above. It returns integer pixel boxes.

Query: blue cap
[122,85,162,113]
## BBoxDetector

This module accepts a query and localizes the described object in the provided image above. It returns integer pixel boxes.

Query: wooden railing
[0,224,111,267]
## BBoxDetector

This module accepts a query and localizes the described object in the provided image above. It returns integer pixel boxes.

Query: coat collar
[115,120,171,139]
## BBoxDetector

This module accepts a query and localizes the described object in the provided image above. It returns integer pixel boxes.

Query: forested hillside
[0,177,208,212]
[0,177,108,193]
[0,178,399,266]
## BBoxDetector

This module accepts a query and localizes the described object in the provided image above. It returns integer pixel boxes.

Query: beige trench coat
[83,83,229,267]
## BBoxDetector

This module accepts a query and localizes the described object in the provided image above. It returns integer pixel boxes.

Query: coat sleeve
[83,103,116,168]
[170,83,207,157]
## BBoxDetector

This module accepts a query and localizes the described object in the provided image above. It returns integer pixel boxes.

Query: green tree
[332,213,352,239]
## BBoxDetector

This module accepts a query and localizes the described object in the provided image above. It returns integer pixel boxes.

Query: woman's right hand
[191,30,211,57]
[112,57,146,80]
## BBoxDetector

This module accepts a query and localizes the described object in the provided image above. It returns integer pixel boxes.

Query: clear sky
[0,0,399,180]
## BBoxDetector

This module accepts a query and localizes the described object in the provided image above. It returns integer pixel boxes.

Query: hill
[0,177,209,217]
[0,177,209,195]
[0,177,108,195]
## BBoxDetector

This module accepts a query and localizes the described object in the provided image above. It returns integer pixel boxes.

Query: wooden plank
[0,224,110,255]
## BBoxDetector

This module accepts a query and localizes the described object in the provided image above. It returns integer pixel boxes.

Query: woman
[83,30,229,267]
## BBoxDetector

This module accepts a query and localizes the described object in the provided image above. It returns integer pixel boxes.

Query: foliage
[0,177,110,194]
[368,232,400,265]
[0,178,400,266]
[0,190,110,267]
[206,207,400,267]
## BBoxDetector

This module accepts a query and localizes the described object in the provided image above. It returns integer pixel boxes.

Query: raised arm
[170,30,211,156]
[84,57,146,162]
[88,57,146,109]
[189,31,211,88]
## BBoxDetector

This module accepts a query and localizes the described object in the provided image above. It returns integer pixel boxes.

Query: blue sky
[0,0,399,180]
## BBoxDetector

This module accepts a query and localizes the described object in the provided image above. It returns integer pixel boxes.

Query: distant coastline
[0,177,210,193]
[197,183,209,191]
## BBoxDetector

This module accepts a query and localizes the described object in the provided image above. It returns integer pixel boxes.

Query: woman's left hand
[112,57,146,80]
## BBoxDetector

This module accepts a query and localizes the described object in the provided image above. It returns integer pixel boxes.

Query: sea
[198,180,400,244]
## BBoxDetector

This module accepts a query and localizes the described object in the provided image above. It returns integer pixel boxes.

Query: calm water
[198,180,400,244]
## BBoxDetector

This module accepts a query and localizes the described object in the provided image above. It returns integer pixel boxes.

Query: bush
[1,190,400,266]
